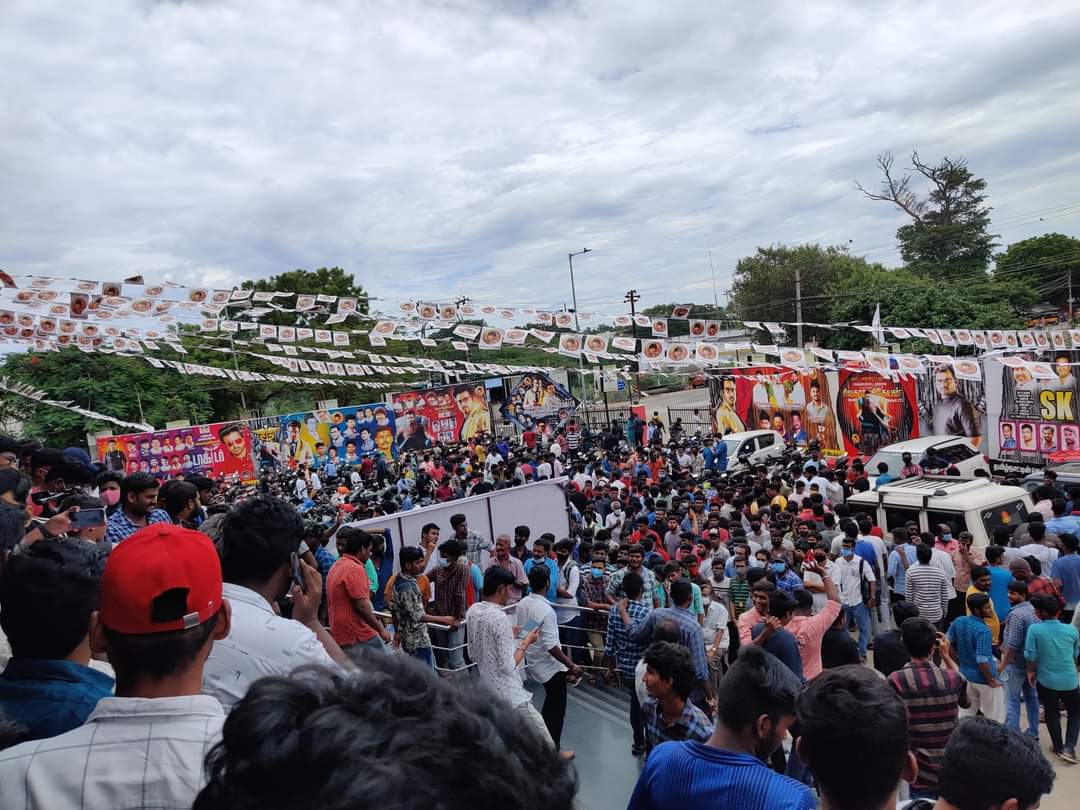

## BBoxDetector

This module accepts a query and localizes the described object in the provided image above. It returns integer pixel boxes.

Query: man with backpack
[836,534,876,660]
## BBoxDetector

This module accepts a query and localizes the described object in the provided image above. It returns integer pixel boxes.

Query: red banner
[96,421,256,483]
[391,382,493,449]
[835,369,919,456]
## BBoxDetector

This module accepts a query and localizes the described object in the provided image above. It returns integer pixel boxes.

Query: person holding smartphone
[56,494,108,544]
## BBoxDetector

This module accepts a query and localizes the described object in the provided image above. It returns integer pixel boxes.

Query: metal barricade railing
[376,600,619,679]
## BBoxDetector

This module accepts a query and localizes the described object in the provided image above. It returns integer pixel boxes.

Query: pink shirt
[787,600,841,679]
[737,607,763,646]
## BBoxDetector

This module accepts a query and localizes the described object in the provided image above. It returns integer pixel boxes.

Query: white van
[846,477,1032,551]
[721,430,785,471]
[866,436,989,488]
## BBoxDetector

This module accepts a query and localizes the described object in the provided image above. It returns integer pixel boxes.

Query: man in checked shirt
[450,513,492,566]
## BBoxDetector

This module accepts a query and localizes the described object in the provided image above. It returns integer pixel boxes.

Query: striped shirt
[628,741,815,810]
[888,661,968,794]
[1001,600,1038,668]
[904,564,951,623]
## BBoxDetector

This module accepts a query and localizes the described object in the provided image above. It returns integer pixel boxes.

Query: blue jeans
[1004,665,1040,739]
[842,603,872,657]
[409,646,435,670]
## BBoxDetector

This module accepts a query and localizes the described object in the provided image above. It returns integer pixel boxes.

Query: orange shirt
[384,573,430,606]
[327,554,375,646]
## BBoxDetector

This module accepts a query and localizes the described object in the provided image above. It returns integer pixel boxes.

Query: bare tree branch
[854,152,924,222]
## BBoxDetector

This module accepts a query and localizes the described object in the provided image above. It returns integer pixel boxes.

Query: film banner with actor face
[915,363,987,451]
[708,367,842,452]
[835,369,919,456]
[391,380,497,448]
[986,350,1079,470]
[96,421,256,483]
[278,402,397,469]
[501,371,577,433]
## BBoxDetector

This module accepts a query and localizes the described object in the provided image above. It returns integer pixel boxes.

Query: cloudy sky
[2,0,1079,317]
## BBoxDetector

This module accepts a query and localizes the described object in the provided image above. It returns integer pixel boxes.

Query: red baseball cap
[100,524,223,635]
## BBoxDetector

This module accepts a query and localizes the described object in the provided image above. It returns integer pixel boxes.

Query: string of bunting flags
[3,272,1079,379]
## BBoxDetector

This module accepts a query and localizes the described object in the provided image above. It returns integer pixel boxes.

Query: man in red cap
[0,524,231,808]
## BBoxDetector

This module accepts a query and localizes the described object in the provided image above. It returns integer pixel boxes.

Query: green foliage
[729,244,885,328]
[0,349,214,447]
[822,264,1028,352]
[240,267,368,327]
[994,233,1080,307]
[856,152,997,278]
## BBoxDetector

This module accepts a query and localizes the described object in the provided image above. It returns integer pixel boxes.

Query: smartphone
[290,551,307,594]
[520,619,540,635]
[69,508,106,530]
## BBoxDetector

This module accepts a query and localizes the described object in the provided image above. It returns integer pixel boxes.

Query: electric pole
[794,266,804,348]
[568,248,591,407]
[624,289,641,406]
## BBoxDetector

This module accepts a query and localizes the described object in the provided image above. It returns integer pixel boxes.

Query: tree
[856,152,997,278]
[822,264,1029,352]
[994,233,1080,309]
[728,244,885,342]
[0,350,214,448]
[240,267,368,327]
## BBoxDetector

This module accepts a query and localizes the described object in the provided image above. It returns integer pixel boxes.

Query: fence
[666,406,714,438]
[575,404,633,433]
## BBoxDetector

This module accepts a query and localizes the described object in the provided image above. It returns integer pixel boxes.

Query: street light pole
[568,247,591,407]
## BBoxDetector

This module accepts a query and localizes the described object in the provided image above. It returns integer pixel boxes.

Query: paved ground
[546,681,1080,809]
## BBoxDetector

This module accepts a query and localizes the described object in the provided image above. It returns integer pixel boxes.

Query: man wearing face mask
[94,471,123,517]
[769,555,803,595]
[604,498,625,544]
[836,536,876,660]
[628,644,813,809]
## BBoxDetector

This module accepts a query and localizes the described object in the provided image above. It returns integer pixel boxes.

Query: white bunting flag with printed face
[333,332,350,346]
[371,321,397,337]
[259,324,277,340]
[640,339,664,362]
[651,319,668,337]
[611,336,636,352]
[479,328,503,349]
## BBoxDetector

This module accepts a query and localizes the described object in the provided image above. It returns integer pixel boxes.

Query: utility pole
[794,265,804,348]
[568,248,591,408]
[624,288,640,406]
[1069,268,1075,323]
[455,296,472,366]
[229,334,248,413]
[708,250,720,309]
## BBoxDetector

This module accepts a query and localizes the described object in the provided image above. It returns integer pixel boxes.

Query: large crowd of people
[0,414,1078,808]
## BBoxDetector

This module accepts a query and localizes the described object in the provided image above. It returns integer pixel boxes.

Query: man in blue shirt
[630,580,714,706]
[628,645,813,810]
[104,472,171,544]
[999,580,1040,740]
[0,538,114,742]
[1045,499,1080,538]
[947,592,1004,723]
[1051,533,1080,625]
[750,591,804,681]
[1025,594,1080,762]
[605,572,651,756]
[985,545,1014,622]
[523,538,559,602]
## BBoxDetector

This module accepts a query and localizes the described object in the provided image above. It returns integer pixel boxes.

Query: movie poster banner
[501,371,577,432]
[277,402,397,468]
[835,369,919,456]
[915,362,987,452]
[96,421,256,483]
[708,367,844,453]
[985,350,1079,472]
[391,379,499,449]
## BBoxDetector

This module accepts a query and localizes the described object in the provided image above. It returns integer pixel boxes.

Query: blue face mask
[942,533,952,541]
[840,548,854,559]
[590,567,605,578]
[770,561,786,573]
[438,558,450,568]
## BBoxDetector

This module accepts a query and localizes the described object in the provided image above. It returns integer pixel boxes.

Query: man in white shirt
[605,500,626,544]
[294,471,309,500]
[516,565,582,757]
[536,457,553,480]
[836,536,877,660]
[203,496,350,711]
[700,581,729,695]
[467,567,550,745]
[0,524,230,809]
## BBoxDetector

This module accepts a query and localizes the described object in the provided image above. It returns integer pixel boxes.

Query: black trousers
[1037,683,1080,753]
[627,681,644,748]
[542,671,569,749]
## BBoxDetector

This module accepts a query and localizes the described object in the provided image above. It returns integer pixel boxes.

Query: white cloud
[1,0,1078,318]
